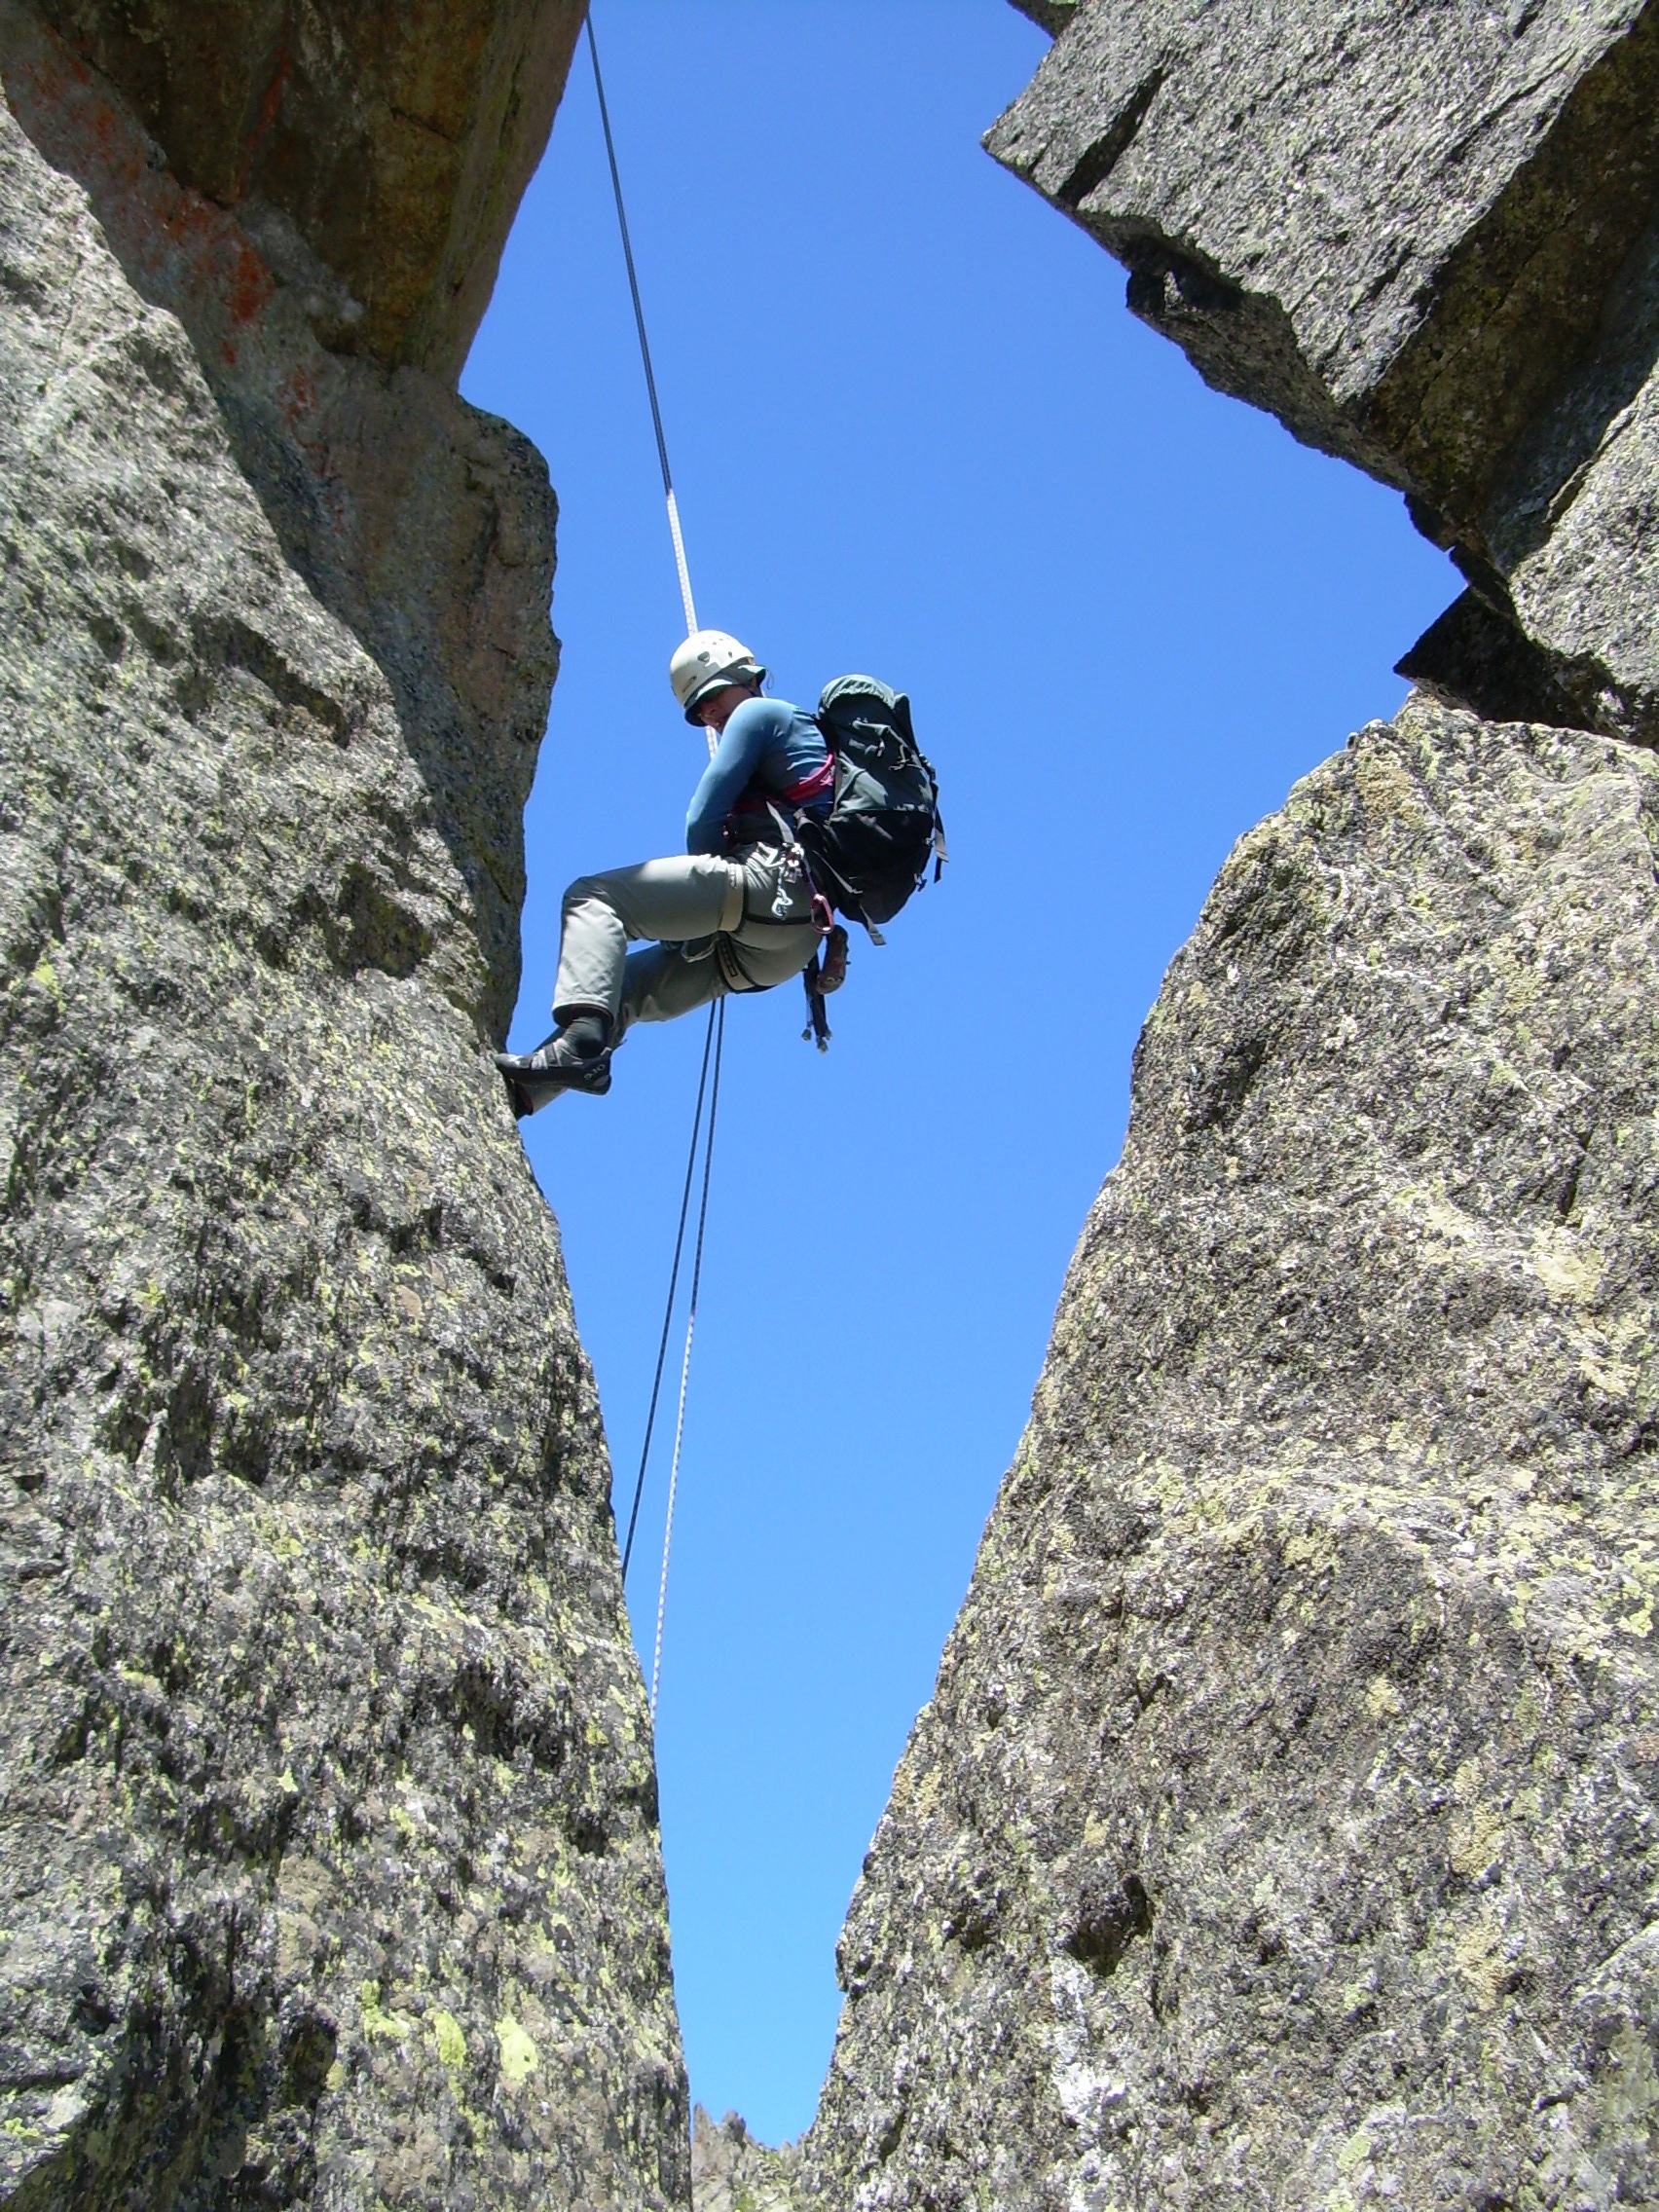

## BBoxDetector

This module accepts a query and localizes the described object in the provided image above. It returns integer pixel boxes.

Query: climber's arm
[683,699,784,853]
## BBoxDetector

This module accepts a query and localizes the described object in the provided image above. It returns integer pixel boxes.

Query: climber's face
[696,680,760,736]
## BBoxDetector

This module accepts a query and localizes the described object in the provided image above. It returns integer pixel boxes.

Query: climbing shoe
[494,1022,612,1118]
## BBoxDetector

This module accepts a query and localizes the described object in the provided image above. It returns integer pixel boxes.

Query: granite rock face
[986,1,1659,744]
[792,10,1659,2204]
[800,697,1659,2210]
[0,6,686,2208]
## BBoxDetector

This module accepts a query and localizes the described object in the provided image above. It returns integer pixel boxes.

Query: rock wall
[987,1,1659,746]
[802,698,1659,2211]
[0,5,687,2208]
[793,7,1659,2208]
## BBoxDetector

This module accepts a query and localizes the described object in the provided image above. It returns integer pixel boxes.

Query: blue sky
[461,0,1456,2146]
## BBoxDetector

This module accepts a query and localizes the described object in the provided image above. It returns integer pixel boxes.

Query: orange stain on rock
[227,242,274,326]
[276,364,317,424]
[18,15,277,338]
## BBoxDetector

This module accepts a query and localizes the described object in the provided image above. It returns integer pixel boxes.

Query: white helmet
[669,628,766,724]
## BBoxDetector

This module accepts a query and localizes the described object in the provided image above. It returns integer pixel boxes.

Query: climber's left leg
[553,855,744,1027]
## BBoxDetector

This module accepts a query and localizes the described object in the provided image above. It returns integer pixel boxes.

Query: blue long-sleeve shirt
[684,697,830,855]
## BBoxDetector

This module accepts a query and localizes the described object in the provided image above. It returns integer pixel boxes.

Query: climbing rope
[586,7,725,1712]
[649,999,724,1716]
[618,1005,717,1581]
[585,12,699,644]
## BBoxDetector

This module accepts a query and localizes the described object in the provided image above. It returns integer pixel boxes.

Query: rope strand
[619,1004,717,1580]
[586,13,699,639]
[650,998,725,1715]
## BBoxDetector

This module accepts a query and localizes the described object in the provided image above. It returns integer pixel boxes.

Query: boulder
[689,2107,801,2212]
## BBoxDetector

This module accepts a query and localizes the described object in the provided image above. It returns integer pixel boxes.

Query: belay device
[795,674,946,1049]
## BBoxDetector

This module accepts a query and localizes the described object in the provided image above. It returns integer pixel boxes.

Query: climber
[495,630,830,1115]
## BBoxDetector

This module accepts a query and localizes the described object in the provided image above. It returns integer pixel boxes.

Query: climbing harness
[585,8,725,1713]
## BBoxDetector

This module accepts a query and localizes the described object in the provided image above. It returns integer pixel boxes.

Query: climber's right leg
[615,940,728,1031]
[494,1014,615,1118]
[495,855,742,1115]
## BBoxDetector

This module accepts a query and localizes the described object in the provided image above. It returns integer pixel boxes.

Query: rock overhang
[986,0,1659,746]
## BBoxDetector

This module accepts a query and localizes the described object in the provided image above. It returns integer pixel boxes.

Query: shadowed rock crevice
[1054,67,1162,209]
[1063,1873,1153,1979]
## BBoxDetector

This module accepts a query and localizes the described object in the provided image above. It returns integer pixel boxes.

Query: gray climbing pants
[553,843,820,1038]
